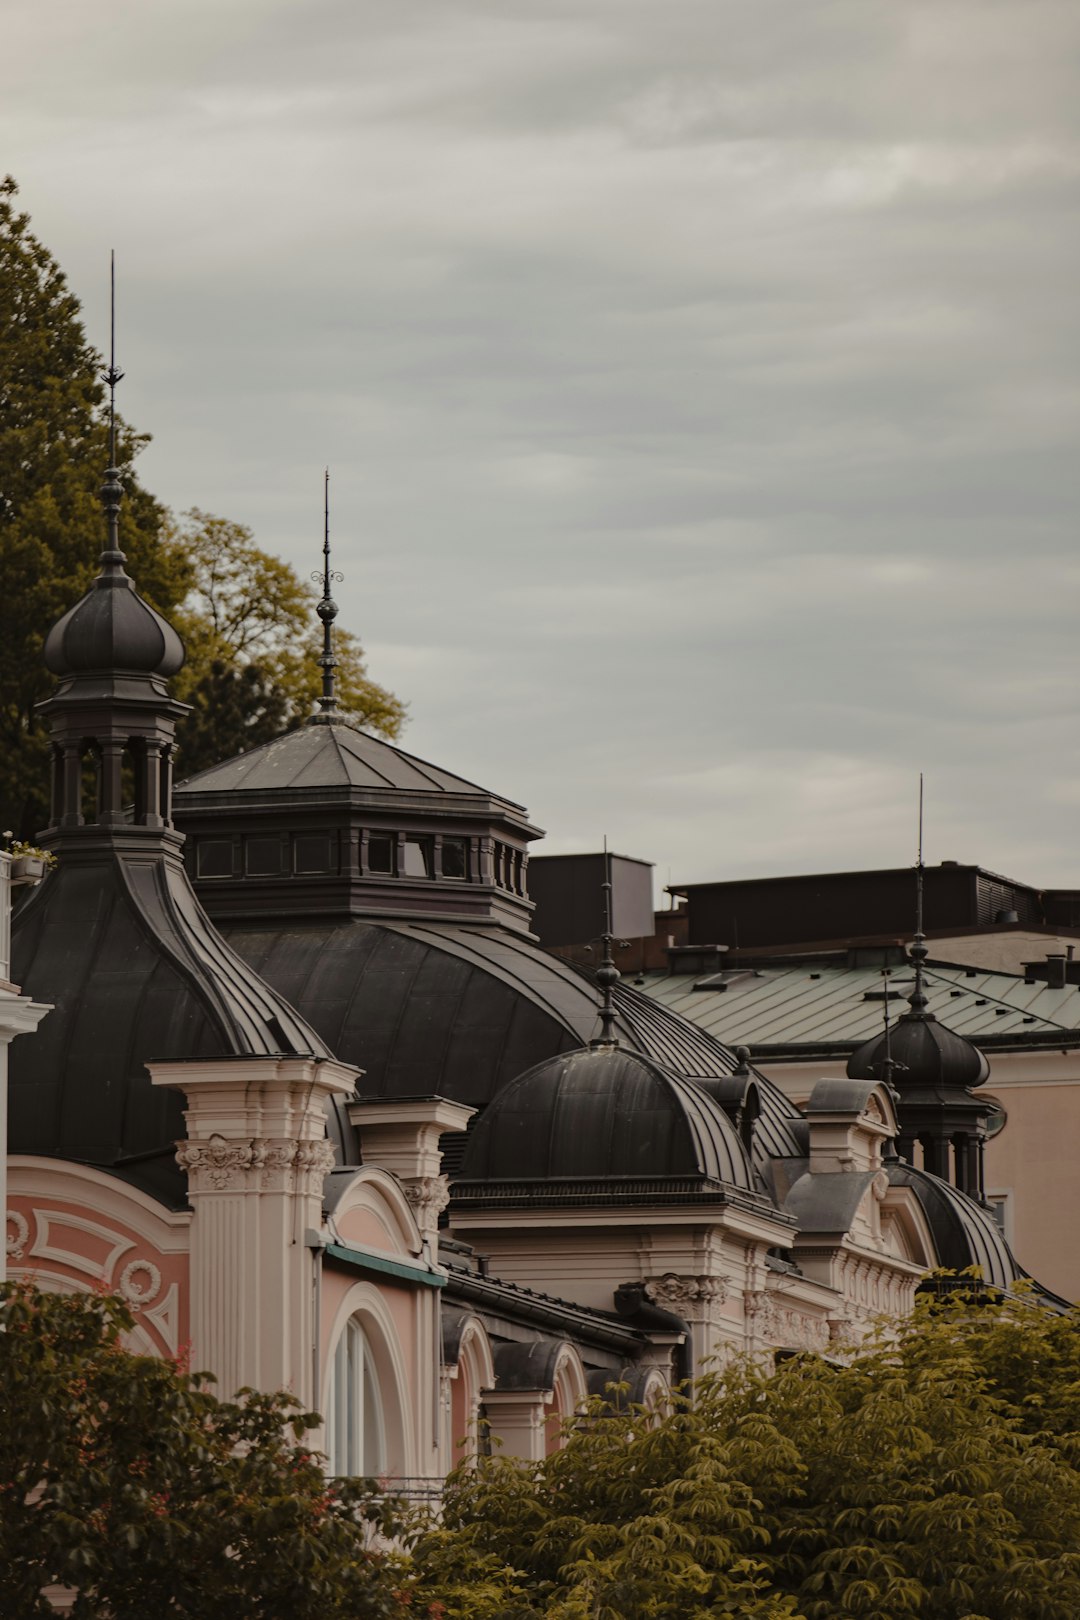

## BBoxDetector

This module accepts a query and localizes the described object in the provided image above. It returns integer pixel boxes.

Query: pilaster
[481,1389,553,1461]
[348,1096,475,1239]
[150,1055,359,1402]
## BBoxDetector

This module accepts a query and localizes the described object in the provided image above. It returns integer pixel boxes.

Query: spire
[590,838,620,1049]
[310,468,343,724]
[99,250,127,579]
[39,255,186,837]
[908,772,929,1015]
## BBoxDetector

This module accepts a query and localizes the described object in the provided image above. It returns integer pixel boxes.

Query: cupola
[847,916,993,1198]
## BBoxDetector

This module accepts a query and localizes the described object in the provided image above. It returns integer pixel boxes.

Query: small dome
[44,568,184,679]
[847,1010,989,1093]
[889,1163,1019,1291]
[458,1045,753,1189]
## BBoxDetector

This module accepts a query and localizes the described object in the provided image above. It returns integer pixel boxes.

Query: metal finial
[591,837,620,1049]
[878,972,902,1160]
[909,772,929,1014]
[98,251,127,576]
[310,467,344,721]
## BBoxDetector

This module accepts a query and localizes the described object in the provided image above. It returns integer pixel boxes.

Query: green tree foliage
[408,1289,1080,1620]
[0,175,189,837]
[0,1282,413,1619]
[0,175,406,828]
[170,510,407,780]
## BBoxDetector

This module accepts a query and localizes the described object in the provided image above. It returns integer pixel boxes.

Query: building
[5,427,1057,1505]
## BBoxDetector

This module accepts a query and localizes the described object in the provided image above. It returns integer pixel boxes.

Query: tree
[0,176,406,828]
[0,175,189,836]
[407,1287,1080,1620]
[170,510,407,779]
[0,1282,415,1619]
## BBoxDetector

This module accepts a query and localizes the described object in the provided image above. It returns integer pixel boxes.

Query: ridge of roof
[175,718,525,806]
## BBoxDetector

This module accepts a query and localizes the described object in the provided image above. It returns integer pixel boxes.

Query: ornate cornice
[176,1133,336,1194]
[644,1272,730,1321]
[403,1175,451,1229]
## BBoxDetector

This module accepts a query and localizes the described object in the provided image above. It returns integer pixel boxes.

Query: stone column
[643,1272,732,1377]
[481,1390,553,1461]
[149,1055,358,1404]
[347,1096,475,1244]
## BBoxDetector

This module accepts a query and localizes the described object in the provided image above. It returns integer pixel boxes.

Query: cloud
[3,0,1080,884]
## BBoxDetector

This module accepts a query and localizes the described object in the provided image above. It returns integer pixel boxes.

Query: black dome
[887,1163,1019,1290]
[10,849,334,1210]
[44,566,184,679]
[848,1010,989,1093]
[458,1045,754,1188]
[217,917,805,1171]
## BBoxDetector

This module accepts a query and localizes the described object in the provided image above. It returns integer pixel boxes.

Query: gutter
[444,1265,647,1355]
[324,1242,445,1290]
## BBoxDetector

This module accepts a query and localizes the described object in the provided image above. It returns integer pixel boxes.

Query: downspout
[305,1229,325,1417]
[613,1283,693,1388]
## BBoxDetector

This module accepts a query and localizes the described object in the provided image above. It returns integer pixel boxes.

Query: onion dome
[847,923,991,1198]
[847,1011,989,1093]
[457,1045,754,1190]
[43,468,184,680]
[847,932,989,1093]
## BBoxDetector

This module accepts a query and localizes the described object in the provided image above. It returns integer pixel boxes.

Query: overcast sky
[4,0,1080,894]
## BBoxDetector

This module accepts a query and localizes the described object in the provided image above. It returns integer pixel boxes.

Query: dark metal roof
[10,843,332,1209]
[633,962,1080,1053]
[441,1266,647,1362]
[176,721,520,804]
[784,1168,880,1235]
[458,1046,754,1188]
[849,1011,990,1094]
[45,570,185,679]
[888,1163,1021,1290]
[219,917,806,1172]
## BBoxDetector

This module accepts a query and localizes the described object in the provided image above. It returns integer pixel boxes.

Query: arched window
[326,1316,386,1478]
[545,1345,588,1456]
[448,1320,495,1461]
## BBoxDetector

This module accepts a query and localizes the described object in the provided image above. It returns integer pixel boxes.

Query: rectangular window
[245,838,284,877]
[441,838,468,879]
[986,1192,1012,1243]
[401,837,433,879]
[294,834,334,874]
[197,839,234,879]
[367,835,394,875]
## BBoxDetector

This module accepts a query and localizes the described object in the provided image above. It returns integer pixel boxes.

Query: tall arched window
[327,1316,386,1478]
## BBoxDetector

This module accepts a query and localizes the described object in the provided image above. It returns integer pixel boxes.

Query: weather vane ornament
[96,251,129,576]
[311,468,345,720]
[909,772,929,1015]
[591,837,620,1049]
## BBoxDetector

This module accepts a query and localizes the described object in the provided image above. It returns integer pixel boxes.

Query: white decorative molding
[403,1175,451,1229]
[644,1273,730,1320]
[832,1247,918,1328]
[144,1282,181,1355]
[176,1134,253,1191]
[118,1258,162,1309]
[31,1209,135,1280]
[6,1209,28,1260]
[176,1134,336,1194]
[745,1290,830,1353]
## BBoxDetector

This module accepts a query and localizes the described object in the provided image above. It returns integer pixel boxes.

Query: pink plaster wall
[6,1192,190,1360]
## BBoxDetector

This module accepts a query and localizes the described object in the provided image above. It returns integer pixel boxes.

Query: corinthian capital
[644,1272,730,1319]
